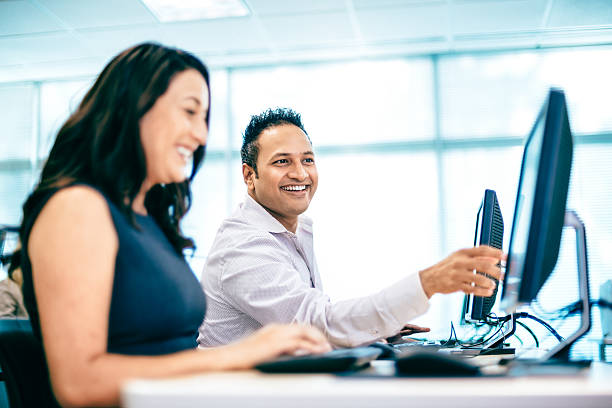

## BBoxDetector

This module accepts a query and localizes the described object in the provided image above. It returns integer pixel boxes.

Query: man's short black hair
[241,108,310,176]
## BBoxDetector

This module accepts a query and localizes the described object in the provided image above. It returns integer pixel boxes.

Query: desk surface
[122,360,612,408]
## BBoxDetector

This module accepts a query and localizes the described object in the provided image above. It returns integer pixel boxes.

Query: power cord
[516,320,539,347]
[460,320,508,349]
[440,321,459,347]
[486,312,564,343]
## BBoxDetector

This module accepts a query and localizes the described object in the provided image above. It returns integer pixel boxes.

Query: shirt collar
[241,194,313,235]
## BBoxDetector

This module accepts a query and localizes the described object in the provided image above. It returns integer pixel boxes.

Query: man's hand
[418,245,505,299]
[386,324,431,344]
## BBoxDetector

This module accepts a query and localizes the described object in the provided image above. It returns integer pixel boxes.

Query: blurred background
[1,0,611,359]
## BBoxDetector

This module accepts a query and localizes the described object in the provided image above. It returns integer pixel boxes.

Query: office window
[182,158,231,264]
[0,84,35,161]
[438,46,612,139]
[0,170,32,225]
[439,51,546,139]
[39,79,92,159]
[308,151,441,302]
[0,84,36,225]
[441,146,524,255]
[206,70,229,152]
[230,59,435,148]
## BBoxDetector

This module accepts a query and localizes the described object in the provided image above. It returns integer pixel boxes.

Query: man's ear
[243,163,256,191]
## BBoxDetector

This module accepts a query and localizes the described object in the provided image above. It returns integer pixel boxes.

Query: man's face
[244,123,318,230]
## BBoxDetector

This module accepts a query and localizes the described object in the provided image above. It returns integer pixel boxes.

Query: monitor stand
[481,211,591,360]
[506,211,592,374]
[540,210,591,362]
[484,313,517,353]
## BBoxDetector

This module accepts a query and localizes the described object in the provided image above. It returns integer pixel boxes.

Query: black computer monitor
[500,88,573,312]
[464,189,504,323]
[0,226,19,268]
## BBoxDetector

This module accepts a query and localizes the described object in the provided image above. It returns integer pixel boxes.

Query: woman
[14,43,329,407]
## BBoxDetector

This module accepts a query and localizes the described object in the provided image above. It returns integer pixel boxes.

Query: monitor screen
[500,88,573,313]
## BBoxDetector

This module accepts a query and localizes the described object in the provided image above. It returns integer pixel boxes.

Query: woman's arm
[29,186,328,407]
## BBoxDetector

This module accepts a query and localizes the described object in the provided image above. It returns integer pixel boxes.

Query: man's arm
[221,235,429,348]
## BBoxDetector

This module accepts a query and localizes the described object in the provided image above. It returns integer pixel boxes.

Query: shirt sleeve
[220,234,429,348]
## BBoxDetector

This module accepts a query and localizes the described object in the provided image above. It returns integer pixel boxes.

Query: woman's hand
[221,324,331,369]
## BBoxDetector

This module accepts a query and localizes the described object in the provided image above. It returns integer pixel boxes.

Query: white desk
[122,361,612,408]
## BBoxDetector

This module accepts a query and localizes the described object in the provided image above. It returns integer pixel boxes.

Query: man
[198,108,503,348]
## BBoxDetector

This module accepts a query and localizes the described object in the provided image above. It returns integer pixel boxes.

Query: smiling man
[198,108,504,348]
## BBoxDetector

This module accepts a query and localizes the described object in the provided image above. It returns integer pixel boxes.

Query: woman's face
[139,68,209,186]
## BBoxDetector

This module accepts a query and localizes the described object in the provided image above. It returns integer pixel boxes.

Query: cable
[460,321,507,349]
[485,314,512,323]
[460,315,503,345]
[483,312,563,345]
[441,321,459,347]
[515,312,564,342]
[516,320,539,347]
[514,333,524,346]
[463,324,493,344]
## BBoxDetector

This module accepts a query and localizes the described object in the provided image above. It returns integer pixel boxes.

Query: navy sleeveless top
[23,186,207,356]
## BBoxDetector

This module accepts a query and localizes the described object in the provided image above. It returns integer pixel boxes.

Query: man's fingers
[400,324,430,333]
[462,245,505,260]
[458,268,497,289]
[473,259,502,280]
[472,273,497,289]
[460,282,494,297]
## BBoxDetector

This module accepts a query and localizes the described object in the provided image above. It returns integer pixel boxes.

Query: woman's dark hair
[16,42,210,271]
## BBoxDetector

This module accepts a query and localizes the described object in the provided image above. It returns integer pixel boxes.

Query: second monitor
[464,189,504,323]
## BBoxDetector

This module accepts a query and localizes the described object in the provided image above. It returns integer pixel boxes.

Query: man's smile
[280,184,309,192]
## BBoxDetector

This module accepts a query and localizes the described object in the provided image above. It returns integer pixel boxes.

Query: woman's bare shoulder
[46,184,108,209]
[29,185,117,253]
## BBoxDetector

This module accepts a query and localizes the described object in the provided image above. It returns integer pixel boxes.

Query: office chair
[0,319,60,408]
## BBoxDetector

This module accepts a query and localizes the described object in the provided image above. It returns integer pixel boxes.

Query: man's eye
[185,109,196,115]
[274,159,289,164]
[304,158,314,163]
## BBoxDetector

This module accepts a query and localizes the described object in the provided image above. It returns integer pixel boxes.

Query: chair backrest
[0,319,59,408]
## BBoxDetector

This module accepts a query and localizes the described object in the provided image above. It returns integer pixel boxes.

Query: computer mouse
[368,342,397,359]
[395,351,480,377]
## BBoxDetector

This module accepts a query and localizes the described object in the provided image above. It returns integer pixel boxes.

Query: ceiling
[1,0,612,82]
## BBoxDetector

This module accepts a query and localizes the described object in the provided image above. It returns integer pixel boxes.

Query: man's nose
[288,162,307,180]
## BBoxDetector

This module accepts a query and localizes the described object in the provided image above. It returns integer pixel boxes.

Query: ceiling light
[141,0,249,22]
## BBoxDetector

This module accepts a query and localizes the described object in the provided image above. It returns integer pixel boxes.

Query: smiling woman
[138,68,209,198]
[10,43,330,408]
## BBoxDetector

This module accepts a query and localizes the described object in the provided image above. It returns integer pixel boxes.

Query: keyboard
[395,350,481,377]
[394,341,514,357]
[254,347,382,373]
[392,340,443,353]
